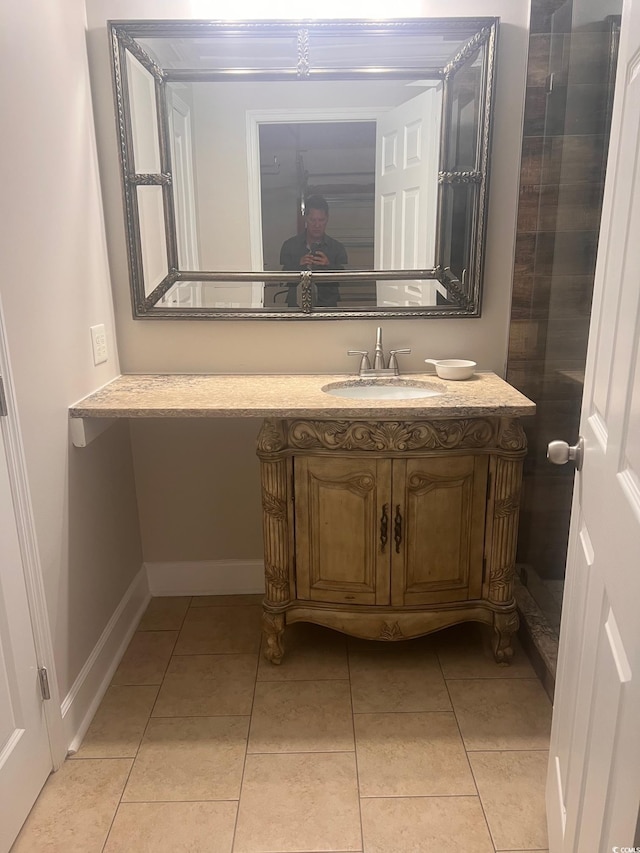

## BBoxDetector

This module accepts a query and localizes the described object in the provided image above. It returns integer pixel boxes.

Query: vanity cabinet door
[294,456,392,605]
[390,455,488,606]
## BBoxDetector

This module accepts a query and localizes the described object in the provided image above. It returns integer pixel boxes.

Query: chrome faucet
[373,326,385,370]
[348,327,411,377]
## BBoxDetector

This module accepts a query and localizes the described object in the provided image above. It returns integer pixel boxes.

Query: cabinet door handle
[380,503,389,551]
[394,504,402,553]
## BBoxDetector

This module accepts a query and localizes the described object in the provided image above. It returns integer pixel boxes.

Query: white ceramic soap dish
[424,358,476,380]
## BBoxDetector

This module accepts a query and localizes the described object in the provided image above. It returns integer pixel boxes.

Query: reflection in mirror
[137,186,168,296]
[441,182,476,284]
[260,120,378,309]
[160,277,450,312]
[259,122,376,271]
[162,82,442,278]
[446,49,483,171]
[110,19,497,319]
[126,52,160,173]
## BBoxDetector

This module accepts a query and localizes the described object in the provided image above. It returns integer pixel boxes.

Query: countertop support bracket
[70,417,117,448]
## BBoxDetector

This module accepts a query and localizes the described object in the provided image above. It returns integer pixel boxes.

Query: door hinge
[0,376,7,417]
[38,666,51,701]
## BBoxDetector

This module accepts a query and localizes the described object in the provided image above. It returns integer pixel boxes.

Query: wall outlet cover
[90,324,108,365]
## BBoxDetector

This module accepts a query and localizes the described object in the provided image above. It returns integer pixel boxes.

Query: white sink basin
[322,380,443,400]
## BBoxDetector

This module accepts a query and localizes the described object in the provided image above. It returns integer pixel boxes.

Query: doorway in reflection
[259,121,377,308]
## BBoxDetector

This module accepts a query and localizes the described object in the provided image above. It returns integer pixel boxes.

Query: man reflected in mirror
[279,195,347,308]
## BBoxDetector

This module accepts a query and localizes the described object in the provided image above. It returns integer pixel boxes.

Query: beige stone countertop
[69,373,535,420]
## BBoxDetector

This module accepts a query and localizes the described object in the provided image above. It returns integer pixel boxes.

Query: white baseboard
[60,560,264,753]
[145,559,266,597]
[62,566,150,754]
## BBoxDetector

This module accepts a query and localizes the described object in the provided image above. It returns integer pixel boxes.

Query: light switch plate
[90,324,108,365]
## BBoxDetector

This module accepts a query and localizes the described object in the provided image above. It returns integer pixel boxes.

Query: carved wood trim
[265,561,289,591]
[257,419,287,454]
[378,621,404,640]
[493,609,519,663]
[311,472,376,495]
[287,418,497,452]
[407,471,466,493]
[262,490,287,519]
[285,602,508,643]
[497,418,527,452]
[487,456,522,604]
[262,611,285,664]
[260,457,292,606]
[494,494,520,517]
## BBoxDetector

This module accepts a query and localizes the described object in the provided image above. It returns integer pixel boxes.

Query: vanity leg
[492,610,519,664]
[257,420,291,666]
[263,611,285,664]
[487,430,526,666]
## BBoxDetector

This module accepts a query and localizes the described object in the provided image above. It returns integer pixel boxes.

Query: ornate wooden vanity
[68,371,534,664]
[258,412,529,665]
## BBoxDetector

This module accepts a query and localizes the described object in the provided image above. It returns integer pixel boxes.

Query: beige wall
[86,0,529,563]
[130,419,263,560]
[1,0,143,697]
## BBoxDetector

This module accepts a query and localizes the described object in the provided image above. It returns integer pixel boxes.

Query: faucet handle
[388,348,411,372]
[348,350,371,372]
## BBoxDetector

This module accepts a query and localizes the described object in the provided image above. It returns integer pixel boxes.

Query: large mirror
[109,18,497,319]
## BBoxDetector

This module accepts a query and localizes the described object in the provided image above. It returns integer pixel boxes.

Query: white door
[374,87,441,306]
[546,2,640,849]
[169,93,200,273]
[162,92,202,308]
[0,401,53,852]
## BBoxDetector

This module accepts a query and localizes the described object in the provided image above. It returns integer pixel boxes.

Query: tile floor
[12,595,552,853]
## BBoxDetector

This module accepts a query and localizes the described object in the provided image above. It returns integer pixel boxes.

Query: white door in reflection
[162,91,202,308]
[375,86,443,307]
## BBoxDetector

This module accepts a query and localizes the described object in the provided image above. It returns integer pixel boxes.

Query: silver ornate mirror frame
[109,18,498,320]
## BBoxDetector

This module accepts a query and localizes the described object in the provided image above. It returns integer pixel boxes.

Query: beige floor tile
[469,750,549,851]
[153,654,257,717]
[354,711,476,797]
[111,631,178,686]
[234,752,361,852]
[448,678,552,750]
[349,647,451,713]
[173,605,262,654]
[436,623,536,679]
[123,716,249,801]
[248,680,353,753]
[71,685,158,758]
[258,622,349,681]
[191,593,264,607]
[104,801,237,852]
[138,596,191,631]
[360,796,494,853]
[11,758,132,853]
